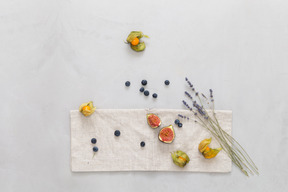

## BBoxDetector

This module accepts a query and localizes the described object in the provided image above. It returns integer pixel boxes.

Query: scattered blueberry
[141,80,147,86]
[140,141,145,147]
[114,130,121,136]
[125,81,130,87]
[93,146,98,152]
[178,123,183,128]
[139,87,145,92]
[91,138,97,144]
[164,80,170,85]
[152,93,158,98]
[144,90,149,96]
[174,119,180,125]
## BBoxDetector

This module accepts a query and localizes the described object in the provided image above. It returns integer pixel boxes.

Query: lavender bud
[185,91,193,99]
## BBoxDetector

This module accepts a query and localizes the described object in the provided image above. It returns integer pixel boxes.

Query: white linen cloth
[70,109,232,172]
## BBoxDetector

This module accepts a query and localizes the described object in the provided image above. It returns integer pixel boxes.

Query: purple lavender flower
[193,102,206,116]
[209,89,213,98]
[182,100,192,110]
[185,77,193,88]
[185,91,193,99]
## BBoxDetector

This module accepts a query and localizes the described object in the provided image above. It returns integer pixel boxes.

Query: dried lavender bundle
[181,77,258,176]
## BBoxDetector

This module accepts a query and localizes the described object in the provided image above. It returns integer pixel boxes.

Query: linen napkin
[70,109,232,172]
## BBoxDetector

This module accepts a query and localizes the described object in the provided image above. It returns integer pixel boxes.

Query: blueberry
[164,80,170,85]
[152,93,158,98]
[144,90,149,96]
[125,81,130,87]
[91,138,97,144]
[141,80,147,86]
[178,123,183,128]
[140,141,145,147]
[139,87,145,92]
[93,146,98,152]
[174,119,180,125]
[114,130,121,136]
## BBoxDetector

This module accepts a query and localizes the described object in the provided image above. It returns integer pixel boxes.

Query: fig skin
[158,125,175,144]
[147,113,161,128]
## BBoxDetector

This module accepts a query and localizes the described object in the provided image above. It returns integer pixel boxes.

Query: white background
[0,0,287,191]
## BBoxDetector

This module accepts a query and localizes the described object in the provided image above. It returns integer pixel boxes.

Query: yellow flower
[198,138,222,159]
[79,101,96,116]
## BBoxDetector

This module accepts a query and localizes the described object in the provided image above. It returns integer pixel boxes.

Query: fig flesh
[147,113,161,128]
[158,125,175,143]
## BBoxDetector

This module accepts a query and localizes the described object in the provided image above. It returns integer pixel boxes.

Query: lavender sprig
[209,89,213,98]
[193,101,206,116]
[182,100,193,111]
[185,91,193,100]
[183,77,258,176]
[185,77,193,87]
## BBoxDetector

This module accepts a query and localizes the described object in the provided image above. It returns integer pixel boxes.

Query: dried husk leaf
[202,148,222,159]
[126,31,144,43]
[131,42,146,52]
[79,101,96,116]
[171,150,190,168]
[198,138,211,153]
[198,138,222,159]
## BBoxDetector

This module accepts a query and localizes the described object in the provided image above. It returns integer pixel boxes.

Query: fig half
[147,113,161,128]
[158,125,175,143]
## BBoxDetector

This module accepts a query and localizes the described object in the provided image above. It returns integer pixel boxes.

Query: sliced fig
[147,113,161,128]
[158,125,175,143]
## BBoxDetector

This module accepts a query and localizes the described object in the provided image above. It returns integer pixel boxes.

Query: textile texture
[71,109,232,172]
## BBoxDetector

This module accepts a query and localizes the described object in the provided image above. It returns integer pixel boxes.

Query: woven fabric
[71,109,232,172]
